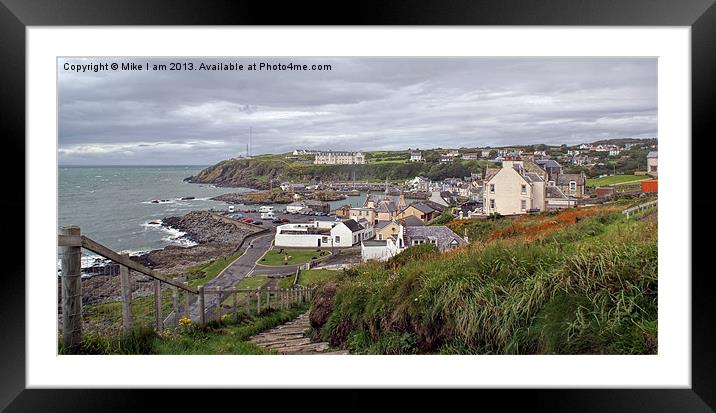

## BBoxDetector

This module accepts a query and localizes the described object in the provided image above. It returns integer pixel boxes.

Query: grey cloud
[58,57,657,165]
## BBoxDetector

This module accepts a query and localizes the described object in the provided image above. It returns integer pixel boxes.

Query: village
[223,140,658,265]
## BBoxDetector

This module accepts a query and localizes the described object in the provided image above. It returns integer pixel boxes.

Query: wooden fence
[58,225,315,353]
[622,200,658,219]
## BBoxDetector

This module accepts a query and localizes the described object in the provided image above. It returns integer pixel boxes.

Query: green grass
[258,248,330,266]
[312,206,658,355]
[186,249,245,289]
[67,305,309,355]
[586,175,648,187]
[297,269,339,287]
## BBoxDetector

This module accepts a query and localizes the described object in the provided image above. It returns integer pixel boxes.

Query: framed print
[1,0,713,411]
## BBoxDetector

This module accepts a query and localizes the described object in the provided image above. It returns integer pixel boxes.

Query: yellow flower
[179,317,192,326]
[220,313,231,322]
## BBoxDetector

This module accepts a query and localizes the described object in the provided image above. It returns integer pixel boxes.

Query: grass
[258,248,330,266]
[297,269,339,287]
[83,248,246,333]
[586,175,649,187]
[186,249,246,289]
[66,304,309,355]
[312,204,658,355]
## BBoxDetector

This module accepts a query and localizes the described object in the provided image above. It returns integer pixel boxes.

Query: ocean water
[58,166,245,254]
[58,165,369,255]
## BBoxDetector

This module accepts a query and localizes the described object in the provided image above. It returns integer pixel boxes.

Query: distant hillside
[187,155,488,189]
[588,138,657,146]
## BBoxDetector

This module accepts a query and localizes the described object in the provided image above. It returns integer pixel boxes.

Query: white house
[274,219,370,248]
[313,151,366,165]
[647,151,658,176]
[409,150,423,162]
[360,223,467,262]
[483,159,546,215]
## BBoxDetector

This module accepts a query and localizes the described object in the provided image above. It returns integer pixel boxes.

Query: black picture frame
[1,0,712,411]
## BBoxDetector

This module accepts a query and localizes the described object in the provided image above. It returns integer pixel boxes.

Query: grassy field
[258,249,331,266]
[586,175,649,187]
[311,201,658,355]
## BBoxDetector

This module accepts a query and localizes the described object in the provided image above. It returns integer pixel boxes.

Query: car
[281,218,290,222]
[243,209,251,213]
[242,218,253,223]
[272,219,283,224]
[253,221,263,225]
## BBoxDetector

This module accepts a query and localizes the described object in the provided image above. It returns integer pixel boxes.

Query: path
[248,312,349,355]
[187,231,299,320]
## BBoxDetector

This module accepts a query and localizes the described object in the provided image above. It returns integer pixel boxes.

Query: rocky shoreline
[212,189,347,205]
[75,210,262,307]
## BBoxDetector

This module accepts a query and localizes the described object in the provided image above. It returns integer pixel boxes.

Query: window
[322,236,328,243]
[490,199,495,209]
[521,184,527,195]
[490,184,495,193]
[548,181,555,187]
[334,236,340,243]
[521,200,527,210]
[378,234,383,240]
[569,181,577,191]
[430,239,437,245]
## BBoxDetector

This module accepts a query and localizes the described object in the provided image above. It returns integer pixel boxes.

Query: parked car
[243,209,251,213]
[242,218,253,223]
[272,219,283,224]
[253,221,263,225]
[281,218,290,222]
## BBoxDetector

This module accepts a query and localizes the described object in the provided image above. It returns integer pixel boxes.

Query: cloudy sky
[58,57,657,165]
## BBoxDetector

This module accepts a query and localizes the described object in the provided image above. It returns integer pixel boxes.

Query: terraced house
[313,150,366,165]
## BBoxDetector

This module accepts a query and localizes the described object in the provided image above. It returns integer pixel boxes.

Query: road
[187,210,324,320]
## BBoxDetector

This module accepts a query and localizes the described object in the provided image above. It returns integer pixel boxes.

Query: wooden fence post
[60,225,82,352]
[245,290,250,315]
[154,279,162,332]
[172,286,179,326]
[118,260,133,334]
[198,286,205,327]
[184,282,190,319]
[256,288,262,314]
[266,287,271,310]
[232,293,238,322]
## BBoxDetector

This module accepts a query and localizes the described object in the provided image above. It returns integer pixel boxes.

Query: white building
[274,219,371,248]
[647,151,658,176]
[409,150,423,162]
[313,151,366,165]
[361,223,467,262]
[483,159,546,215]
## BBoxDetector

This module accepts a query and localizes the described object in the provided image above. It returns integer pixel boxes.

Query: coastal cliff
[186,156,487,189]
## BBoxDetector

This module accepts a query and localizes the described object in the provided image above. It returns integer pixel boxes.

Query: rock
[309,282,338,329]
[180,196,195,200]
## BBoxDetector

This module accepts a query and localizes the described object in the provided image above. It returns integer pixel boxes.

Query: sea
[58,165,369,258]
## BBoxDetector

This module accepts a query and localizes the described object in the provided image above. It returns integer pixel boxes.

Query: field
[586,175,649,187]
[258,248,331,266]
[310,200,658,355]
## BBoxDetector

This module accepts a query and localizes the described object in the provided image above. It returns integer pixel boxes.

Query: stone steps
[248,311,348,355]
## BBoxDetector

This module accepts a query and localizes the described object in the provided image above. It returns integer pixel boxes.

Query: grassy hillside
[310,201,658,355]
[188,154,490,188]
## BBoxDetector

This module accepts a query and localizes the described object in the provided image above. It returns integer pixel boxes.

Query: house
[396,202,440,223]
[481,149,492,158]
[314,151,366,165]
[397,215,425,227]
[275,219,370,248]
[334,204,351,218]
[407,176,431,192]
[360,223,467,262]
[533,159,563,183]
[545,186,578,210]
[647,151,658,176]
[440,154,456,163]
[555,172,586,198]
[404,226,468,251]
[361,237,403,262]
[483,158,546,215]
[409,150,423,162]
[462,152,478,160]
[348,207,376,225]
[303,199,331,213]
[374,220,402,241]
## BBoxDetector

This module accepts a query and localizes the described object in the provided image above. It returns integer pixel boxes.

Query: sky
[58,57,657,165]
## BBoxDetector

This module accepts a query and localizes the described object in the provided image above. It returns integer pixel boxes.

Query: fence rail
[622,200,658,219]
[58,225,316,353]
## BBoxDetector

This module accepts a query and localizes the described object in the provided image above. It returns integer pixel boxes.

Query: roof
[375,220,396,230]
[535,159,562,169]
[400,215,424,227]
[375,201,398,213]
[404,226,468,251]
[647,151,658,158]
[546,186,568,199]
[408,202,437,214]
[484,167,501,182]
[362,240,387,247]
[556,173,585,185]
[341,219,364,233]
[423,200,448,212]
